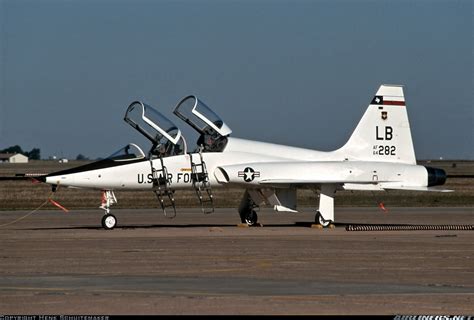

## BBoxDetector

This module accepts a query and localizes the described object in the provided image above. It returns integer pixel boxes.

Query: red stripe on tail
[384,100,405,106]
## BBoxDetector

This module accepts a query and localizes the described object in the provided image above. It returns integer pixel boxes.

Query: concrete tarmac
[0,207,473,315]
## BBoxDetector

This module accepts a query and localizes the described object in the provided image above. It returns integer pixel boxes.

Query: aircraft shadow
[19,221,435,231]
[24,222,316,230]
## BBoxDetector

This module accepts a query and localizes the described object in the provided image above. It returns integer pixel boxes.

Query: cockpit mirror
[124,101,182,145]
[173,95,232,137]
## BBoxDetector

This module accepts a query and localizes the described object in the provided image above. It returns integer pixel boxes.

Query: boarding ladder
[190,150,214,214]
[150,156,176,218]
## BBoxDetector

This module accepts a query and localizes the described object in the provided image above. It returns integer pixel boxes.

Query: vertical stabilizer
[340,85,416,164]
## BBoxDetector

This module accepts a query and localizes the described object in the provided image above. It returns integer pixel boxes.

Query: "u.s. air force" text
[137,173,192,184]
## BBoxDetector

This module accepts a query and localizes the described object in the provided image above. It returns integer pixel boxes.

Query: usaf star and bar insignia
[238,167,260,182]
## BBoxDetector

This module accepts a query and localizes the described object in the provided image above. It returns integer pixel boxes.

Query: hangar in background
[0,153,29,163]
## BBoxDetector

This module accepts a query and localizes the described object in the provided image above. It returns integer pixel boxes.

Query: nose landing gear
[101,214,117,230]
[100,190,117,230]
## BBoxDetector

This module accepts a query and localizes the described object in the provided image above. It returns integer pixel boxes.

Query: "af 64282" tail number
[373,145,396,156]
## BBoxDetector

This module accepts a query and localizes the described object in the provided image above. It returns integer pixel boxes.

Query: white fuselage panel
[45,137,428,191]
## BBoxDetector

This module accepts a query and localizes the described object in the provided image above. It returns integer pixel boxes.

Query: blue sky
[0,0,472,159]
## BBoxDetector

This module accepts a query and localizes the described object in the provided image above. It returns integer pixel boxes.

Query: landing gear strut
[314,185,336,228]
[100,190,117,230]
[239,190,259,226]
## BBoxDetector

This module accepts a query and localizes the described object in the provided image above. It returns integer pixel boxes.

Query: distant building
[0,153,29,163]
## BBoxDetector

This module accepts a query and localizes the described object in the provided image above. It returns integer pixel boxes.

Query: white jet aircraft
[37,84,450,229]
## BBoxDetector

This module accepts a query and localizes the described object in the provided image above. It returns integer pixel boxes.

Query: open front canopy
[124,101,181,145]
[173,95,232,137]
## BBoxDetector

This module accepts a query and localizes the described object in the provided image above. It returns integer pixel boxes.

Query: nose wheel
[101,214,117,230]
[99,190,118,230]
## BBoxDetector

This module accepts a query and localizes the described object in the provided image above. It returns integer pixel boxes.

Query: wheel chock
[237,223,264,228]
[310,224,335,229]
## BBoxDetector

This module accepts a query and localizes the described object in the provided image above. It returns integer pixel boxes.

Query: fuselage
[43,137,436,191]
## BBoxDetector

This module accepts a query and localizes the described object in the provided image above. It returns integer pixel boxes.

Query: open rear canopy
[173,95,232,137]
[124,101,181,145]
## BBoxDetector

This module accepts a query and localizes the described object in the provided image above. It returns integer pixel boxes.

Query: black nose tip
[425,166,447,186]
[34,175,47,183]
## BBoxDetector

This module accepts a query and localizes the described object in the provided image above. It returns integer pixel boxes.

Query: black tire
[101,214,117,230]
[245,210,258,226]
[315,211,331,227]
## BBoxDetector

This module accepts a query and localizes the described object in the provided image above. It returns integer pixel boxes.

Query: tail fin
[340,84,416,164]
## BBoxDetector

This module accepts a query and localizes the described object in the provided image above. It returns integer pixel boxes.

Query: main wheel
[315,211,331,227]
[244,210,258,226]
[101,214,117,230]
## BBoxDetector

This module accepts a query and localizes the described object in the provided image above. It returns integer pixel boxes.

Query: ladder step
[191,173,207,182]
[190,154,214,214]
[192,163,204,167]
[153,179,168,186]
[150,158,177,218]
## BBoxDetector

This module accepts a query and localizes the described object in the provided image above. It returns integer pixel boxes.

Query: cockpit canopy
[173,95,231,152]
[124,101,181,146]
[122,97,231,156]
[173,95,232,137]
[107,143,146,161]
[124,101,185,157]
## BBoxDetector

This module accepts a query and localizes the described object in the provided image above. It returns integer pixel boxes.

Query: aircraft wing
[259,179,453,192]
[259,179,380,185]
[214,161,451,191]
[380,185,454,192]
[214,161,383,213]
[214,161,389,187]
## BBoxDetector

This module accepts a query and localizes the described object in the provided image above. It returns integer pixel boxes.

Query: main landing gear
[243,210,258,226]
[237,186,336,228]
[315,211,331,227]
[238,190,259,226]
[314,185,336,228]
[100,190,117,230]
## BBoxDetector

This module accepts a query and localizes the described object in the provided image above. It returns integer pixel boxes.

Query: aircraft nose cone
[35,175,47,183]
